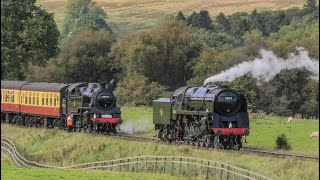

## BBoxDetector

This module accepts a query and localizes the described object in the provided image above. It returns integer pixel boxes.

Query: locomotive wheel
[213,137,221,149]
[184,139,189,144]
[86,125,93,133]
[205,136,212,147]
[200,141,205,148]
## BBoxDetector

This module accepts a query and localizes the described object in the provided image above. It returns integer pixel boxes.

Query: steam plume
[204,47,319,85]
[119,118,153,134]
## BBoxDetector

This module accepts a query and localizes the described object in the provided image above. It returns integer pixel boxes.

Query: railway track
[115,134,319,161]
[2,122,319,161]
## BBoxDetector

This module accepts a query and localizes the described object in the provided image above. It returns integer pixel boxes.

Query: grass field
[1,155,179,180]
[119,107,319,155]
[1,125,319,180]
[37,0,308,35]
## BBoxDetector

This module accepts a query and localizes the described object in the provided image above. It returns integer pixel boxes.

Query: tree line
[1,0,319,118]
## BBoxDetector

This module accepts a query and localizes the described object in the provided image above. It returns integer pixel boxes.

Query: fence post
[247,172,250,180]
[200,160,202,177]
[136,158,139,172]
[194,159,196,177]
[155,157,157,173]
[220,164,224,180]
[127,159,130,172]
[145,157,147,172]
[187,158,189,175]
[227,165,229,180]
[206,161,210,180]
[163,157,166,174]
[214,162,217,179]
[179,158,182,174]
[111,161,113,171]
[172,157,174,174]
[119,160,121,172]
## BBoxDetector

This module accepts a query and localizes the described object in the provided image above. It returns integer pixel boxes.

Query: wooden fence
[1,136,272,180]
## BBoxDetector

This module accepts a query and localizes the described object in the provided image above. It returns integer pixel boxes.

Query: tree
[187,10,214,30]
[114,73,166,106]
[26,30,117,83]
[303,0,318,14]
[111,22,204,88]
[187,47,223,86]
[176,11,186,21]
[229,12,250,39]
[1,0,59,80]
[215,12,231,33]
[62,0,112,38]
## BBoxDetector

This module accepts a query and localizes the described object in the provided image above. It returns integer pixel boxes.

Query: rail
[1,136,272,180]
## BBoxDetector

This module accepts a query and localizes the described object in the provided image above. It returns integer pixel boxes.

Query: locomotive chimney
[99,81,107,90]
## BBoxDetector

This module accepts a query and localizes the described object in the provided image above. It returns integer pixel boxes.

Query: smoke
[203,47,319,85]
[119,118,154,134]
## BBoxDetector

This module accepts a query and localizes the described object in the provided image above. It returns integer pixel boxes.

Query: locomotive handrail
[1,136,272,180]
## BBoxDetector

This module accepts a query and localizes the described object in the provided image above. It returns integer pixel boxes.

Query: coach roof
[1,81,28,89]
[21,82,69,92]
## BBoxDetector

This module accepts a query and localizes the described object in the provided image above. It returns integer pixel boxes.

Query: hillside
[38,0,308,35]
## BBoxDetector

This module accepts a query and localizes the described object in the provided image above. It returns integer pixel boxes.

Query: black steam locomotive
[153,85,249,150]
[1,81,122,134]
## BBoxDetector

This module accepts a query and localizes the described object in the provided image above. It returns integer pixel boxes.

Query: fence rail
[1,136,272,180]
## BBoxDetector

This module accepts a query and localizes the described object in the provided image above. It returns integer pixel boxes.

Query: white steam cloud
[204,47,319,85]
[119,118,153,134]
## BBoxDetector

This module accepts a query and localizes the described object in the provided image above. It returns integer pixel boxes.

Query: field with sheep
[119,107,319,155]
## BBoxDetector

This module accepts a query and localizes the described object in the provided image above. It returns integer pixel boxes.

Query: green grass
[37,0,307,35]
[1,155,179,180]
[1,123,319,180]
[120,107,319,155]
[245,116,319,155]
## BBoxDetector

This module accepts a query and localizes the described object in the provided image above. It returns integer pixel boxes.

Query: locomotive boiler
[153,85,249,149]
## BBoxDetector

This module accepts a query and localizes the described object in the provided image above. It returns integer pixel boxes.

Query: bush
[275,133,291,150]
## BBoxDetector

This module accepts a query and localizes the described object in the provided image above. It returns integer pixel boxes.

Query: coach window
[12,91,14,103]
[53,94,56,107]
[30,92,33,105]
[4,91,7,102]
[36,93,39,105]
[41,93,44,106]
[56,95,60,107]
[4,91,6,102]
[24,92,27,104]
[31,92,34,105]
[4,90,6,102]
[27,92,30,105]
[11,91,13,103]
[45,93,48,106]
[49,93,52,106]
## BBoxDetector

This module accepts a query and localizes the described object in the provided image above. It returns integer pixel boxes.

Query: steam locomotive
[1,81,122,134]
[153,85,249,150]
